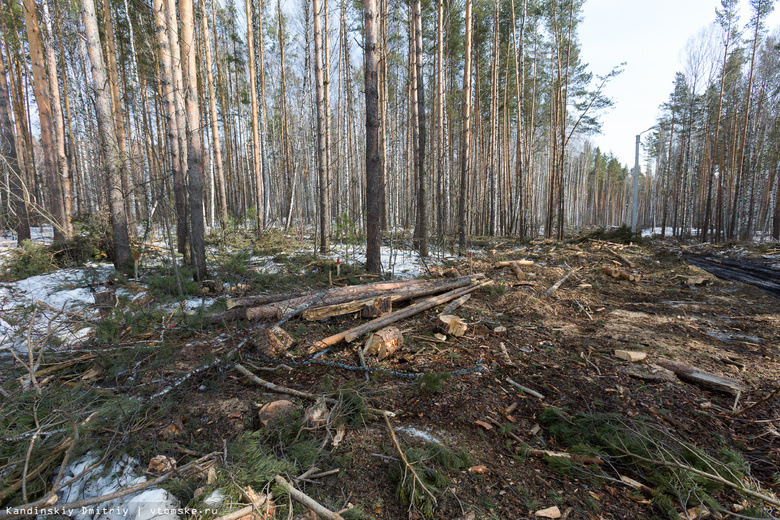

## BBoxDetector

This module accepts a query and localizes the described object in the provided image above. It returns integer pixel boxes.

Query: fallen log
[238,275,483,322]
[509,262,525,281]
[656,358,745,396]
[601,266,641,282]
[494,259,534,268]
[441,294,470,315]
[605,246,636,268]
[543,269,577,297]
[312,280,492,350]
[227,277,436,309]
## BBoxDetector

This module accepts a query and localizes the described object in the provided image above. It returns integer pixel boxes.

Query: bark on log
[605,246,636,268]
[364,326,403,360]
[362,296,392,318]
[228,277,439,309]
[509,262,525,281]
[245,275,482,321]
[441,294,470,315]
[253,325,294,357]
[656,358,745,395]
[494,259,534,268]
[312,280,491,350]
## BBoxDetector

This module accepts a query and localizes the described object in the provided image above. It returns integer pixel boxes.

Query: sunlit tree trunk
[458,0,473,253]
[81,0,130,269]
[21,0,66,242]
[314,0,331,252]
[246,0,264,230]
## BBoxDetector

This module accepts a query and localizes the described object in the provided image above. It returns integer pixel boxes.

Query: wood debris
[656,358,745,396]
[614,350,647,362]
[363,326,403,360]
[601,265,641,282]
[439,314,468,337]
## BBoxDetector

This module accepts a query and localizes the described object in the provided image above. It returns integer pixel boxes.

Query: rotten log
[601,266,641,282]
[312,280,492,350]
[439,314,468,337]
[656,358,745,396]
[364,326,403,360]
[212,275,483,323]
[494,259,534,268]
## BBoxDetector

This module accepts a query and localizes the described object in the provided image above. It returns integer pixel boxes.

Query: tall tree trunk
[411,0,427,257]
[314,0,331,252]
[166,0,190,257]
[0,38,31,243]
[180,0,206,280]
[101,0,133,229]
[21,0,66,242]
[458,0,473,253]
[246,0,264,230]
[200,0,228,229]
[41,0,73,236]
[364,0,381,274]
[81,0,130,269]
[152,0,187,253]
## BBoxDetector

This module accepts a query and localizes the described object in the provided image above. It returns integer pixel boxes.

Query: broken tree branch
[274,476,345,520]
[383,414,437,506]
[506,378,545,399]
[543,269,577,297]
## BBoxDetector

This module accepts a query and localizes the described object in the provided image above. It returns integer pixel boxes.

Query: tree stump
[364,326,403,360]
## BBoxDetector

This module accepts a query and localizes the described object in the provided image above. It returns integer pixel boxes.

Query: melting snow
[48,454,180,520]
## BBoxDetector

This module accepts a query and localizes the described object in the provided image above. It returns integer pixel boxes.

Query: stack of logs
[210,274,491,358]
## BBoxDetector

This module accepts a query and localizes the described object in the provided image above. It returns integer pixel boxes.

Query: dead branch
[234,364,394,417]
[526,449,604,465]
[441,294,471,315]
[274,476,345,520]
[543,269,577,297]
[506,378,545,399]
[731,385,780,418]
[383,414,437,506]
[213,492,270,520]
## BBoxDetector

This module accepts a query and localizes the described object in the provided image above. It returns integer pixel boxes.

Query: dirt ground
[4,236,780,520]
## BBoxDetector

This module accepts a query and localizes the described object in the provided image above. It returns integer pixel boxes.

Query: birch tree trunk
[314,0,331,252]
[81,0,131,269]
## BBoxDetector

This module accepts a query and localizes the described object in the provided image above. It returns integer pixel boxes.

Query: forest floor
[1,228,779,520]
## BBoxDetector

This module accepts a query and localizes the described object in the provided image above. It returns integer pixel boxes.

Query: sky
[578,0,780,167]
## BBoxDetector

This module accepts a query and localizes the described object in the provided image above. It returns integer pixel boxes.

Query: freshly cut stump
[364,326,403,360]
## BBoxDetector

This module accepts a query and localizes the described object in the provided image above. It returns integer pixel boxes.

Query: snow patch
[49,454,180,520]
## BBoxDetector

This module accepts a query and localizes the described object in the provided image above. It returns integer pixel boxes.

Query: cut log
[228,277,446,309]
[441,293,471,315]
[614,350,647,362]
[605,246,636,268]
[363,326,403,360]
[362,296,392,318]
[601,266,641,282]
[494,259,534,268]
[242,275,483,321]
[656,358,745,396]
[509,262,525,281]
[312,280,492,350]
[253,325,295,358]
[439,314,468,337]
